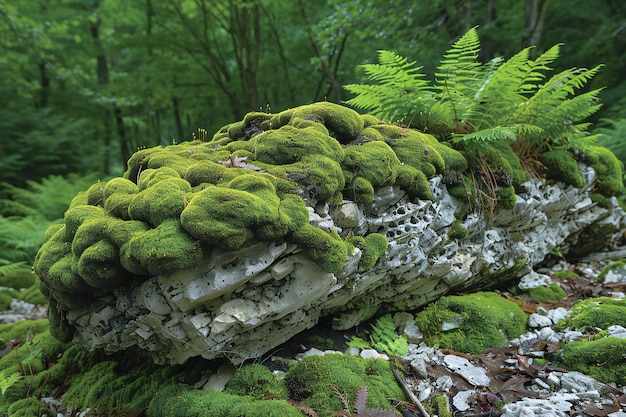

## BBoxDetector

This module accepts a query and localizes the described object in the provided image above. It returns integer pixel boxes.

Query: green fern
[369,314,408,356]
[345,27,603,151]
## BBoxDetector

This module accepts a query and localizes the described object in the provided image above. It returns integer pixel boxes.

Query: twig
[390,362,430,417]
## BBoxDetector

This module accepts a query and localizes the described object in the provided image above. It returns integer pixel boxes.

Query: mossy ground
[559,336,626,385]
[528,283,567,303]
[413,292,528,354]
[555,297,626,331]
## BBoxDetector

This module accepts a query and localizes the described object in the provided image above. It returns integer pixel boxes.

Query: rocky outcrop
[66,167,623,365]
[32,102,625,365]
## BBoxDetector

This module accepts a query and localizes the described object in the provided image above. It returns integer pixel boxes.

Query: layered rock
[33,102,625,365]
[66,170,623,365]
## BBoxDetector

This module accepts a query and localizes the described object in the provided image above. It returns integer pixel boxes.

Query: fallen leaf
[497,375,541,403]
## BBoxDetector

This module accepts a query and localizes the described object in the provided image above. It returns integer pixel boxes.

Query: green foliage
[345,27,604,151]
[225,363,288,398]
[368,314,409,356]
[555,297,626,331]
[148,384,302,417]
[284,354,405,417]
[528,284,567,303]
[0,370,22,396]
[414,292,527,354]
[559,337,626,385]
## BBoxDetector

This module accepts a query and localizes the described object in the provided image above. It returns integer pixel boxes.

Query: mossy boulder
[540,149,585,188]
[33,102,469,337]
[284,354,406,417]
[555,297,626,330]
[528,283,567,303]
[559,336,626,385]
[413,292,527,354]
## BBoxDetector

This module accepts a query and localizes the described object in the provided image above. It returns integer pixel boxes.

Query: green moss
[540,149,585,188]
[584,145,625,196]
[424,395,452,417]
[496,185,517,209]
[290,102,364,144]
[559,337,626,385]
[284,354,406,417]
[7,397,52,417]
[414,292,527,354]
[224,363,288,398]
[147,384,302,417]
[291,225,348,273]
[343,140,400,189]
[0,290,16,311]
[556,297,626,330]
[528,283,567,303]
[552,270,580,280]
[348,233,388,270]
[395,164,433,200]
[597,260,626,282]
[34,102,502,325]
[448,219,467,240]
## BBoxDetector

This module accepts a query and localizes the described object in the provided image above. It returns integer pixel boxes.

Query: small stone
[562,330,583,343]
[608,325,626,338]
[360,349,388,360]
[443,354,490,386]
[334,202,361,229]
[435,375,453,391]
[452,390,475,412]
[546,307,570,325]
[529,313,553,328]
[501,398,568,417]
[546,372,560,387]
[534,378,550,390]
[519,270,553,290]
[538,326,558,343]
[202,363,237,391]
[404,324,423,344]
[560,371,608,394]
[410,356,429,379]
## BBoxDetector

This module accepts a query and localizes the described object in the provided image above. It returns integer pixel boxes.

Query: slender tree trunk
[231,0,261,112]
[90,18,113,175]
[38,62,50,108]
[523,0,549,51]
[298,0,342,102]
[172,97,184,141]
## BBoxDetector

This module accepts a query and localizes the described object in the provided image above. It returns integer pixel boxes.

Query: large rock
[33,103,625,365]
[63,171,623,365]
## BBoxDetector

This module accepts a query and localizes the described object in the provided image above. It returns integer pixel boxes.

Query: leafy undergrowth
[2,254,626,416]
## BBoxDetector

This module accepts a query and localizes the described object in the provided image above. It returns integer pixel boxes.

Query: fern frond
[454,126,518,143]
[0,262,29,277]
[345,50,436,123]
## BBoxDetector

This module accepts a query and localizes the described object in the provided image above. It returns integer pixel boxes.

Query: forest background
[1,0,626,276]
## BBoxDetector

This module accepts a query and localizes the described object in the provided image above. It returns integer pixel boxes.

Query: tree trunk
[523,0,549,51]
[90,18,113,175]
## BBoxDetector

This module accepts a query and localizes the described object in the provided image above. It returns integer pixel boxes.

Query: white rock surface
[64,172,626,364]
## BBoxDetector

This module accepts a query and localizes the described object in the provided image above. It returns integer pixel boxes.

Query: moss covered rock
[556,297,626,330]
[414,292,527,354]
[559,336,626,385]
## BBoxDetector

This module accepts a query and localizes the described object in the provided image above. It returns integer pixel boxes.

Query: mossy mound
[584,145,625,196]
[284,353,406,417]
[528,283,567,303]
[559,336,626,385]
[148,384,302,417]
[414,292,528,354]
[555,297,626,330]
[540,149,585,188]
[32,102,468,337]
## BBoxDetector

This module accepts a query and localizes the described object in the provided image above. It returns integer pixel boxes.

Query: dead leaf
[497,375,541,403]
[287,399,319,417]
[581,401,621,416]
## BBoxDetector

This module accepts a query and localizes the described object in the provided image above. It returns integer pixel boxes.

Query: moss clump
[552,270,580,280]
[559,336,626,385]
[556,297,626,331]
[597,260,626,282]
[424,395,452,417]
[540,149,585,188]
[414,292,527,354]
[225,363,288,398]
[32,102,472,341]
[448,219,467,240]
[284,354,405,417]
[147,384,301,417]
[584,145,625,196]
[61,360,174,415]
[348,233,388,270]
[528,283,567,303]
[7,398,52,417]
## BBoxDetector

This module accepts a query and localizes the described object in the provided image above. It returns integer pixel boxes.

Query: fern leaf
[453,126,518,143]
